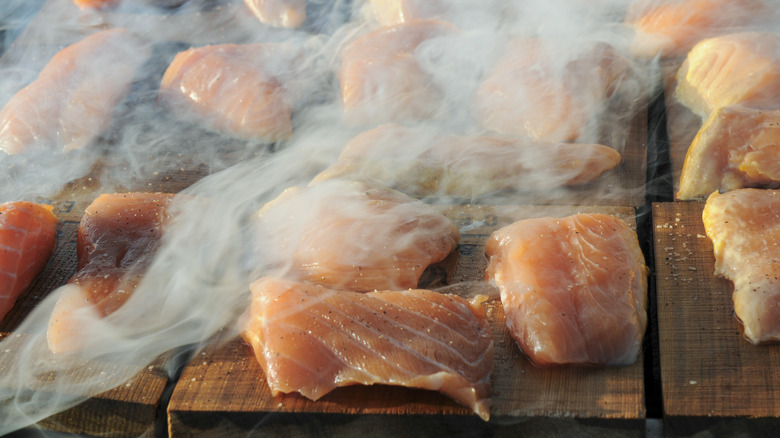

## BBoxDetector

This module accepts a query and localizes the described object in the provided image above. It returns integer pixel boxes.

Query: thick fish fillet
[674,32,780,118]
[253,180,459,292]
[366,0,447,25]
[626,0,769,58]
[244,0,306,28]
[339,20,457,126]
[485,213,648,366]
[703,189,780,344]
[311,123,622,199]
[47,193,175,354]
[677,105,780,200]
[0,28,150,155]
[0,202,58,322]
[242,276,494,420]
[474,38,633,142]
[158,43,299,143]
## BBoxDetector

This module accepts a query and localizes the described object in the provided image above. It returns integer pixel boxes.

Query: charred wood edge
[640,87,672,423]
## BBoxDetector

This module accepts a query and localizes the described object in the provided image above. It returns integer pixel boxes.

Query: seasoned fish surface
[242,277,494,420]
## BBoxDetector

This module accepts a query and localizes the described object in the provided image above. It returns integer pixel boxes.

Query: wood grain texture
[652,202,780,433]
[168,204,646,437]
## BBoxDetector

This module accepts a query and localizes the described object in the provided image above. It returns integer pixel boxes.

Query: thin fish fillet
[47,193,176,354]
[253,180,459,292]
[674,32,780,118]
[0,28,150,155]
[474,38,633,142]
[485,213,648,366]
[703,189,780,344]
[677,105,780,200]
[626,0,769,58]
[158,43,299,143]
[311,123,622,199]
[0,202,58,322]
[244,0,306,28]
[339,20,457,126]
[242,276,494,420]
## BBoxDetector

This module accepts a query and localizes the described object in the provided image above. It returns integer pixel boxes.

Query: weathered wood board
[652,202,780,437]
[168,204,647,437]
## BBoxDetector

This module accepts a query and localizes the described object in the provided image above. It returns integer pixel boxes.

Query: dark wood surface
[168,204,646,437]
[652,202,780,435]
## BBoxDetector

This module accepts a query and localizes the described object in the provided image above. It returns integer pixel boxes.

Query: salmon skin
[0,202,58,323]
[674,32,780,118]
[158,43,300,143]
[474,38,633,143]
[485,213,648,366]
[47,193,176,354]
[244,0,306,28]
[339,20,457,126]
[253,180,459,292]
[677,105,780,200]
[311,123,622,200]
[703,189,780,344]
[0,29,151,155]
[626,0,770,58]
[242,276,494,420]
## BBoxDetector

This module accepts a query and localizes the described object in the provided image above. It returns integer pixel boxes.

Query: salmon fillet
[0,202,58,322]
[339,20,457,126]
[0,28,150,155]
[311,123,622,199]
[703,189,780,344]
[677,105,780,200]
[244,0,306,28]
[253,180,459,292]
[474,38,633,142]
[158,43,299,143]
[366,0,447,26]
[626,0,769,58]
[242,276,494,420]
[47,193,176,354]
[674,32,780,118]
[485,213,648,366]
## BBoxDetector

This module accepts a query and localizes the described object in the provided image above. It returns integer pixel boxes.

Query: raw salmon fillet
[677,105,780,200]
[253,180,459,292]
[244,0,306,28]
[626,0,769,58]
[0,202,58,322]
[158,43,299,143]
[0,28,150,155]
[674,32,780,118]
[47,193,176,354]
[474,38,633,142]
[242,276,494,420]
[311,123,622,199]
[485,213,648,366]
[703,189,780,344]
[339,20,457,126]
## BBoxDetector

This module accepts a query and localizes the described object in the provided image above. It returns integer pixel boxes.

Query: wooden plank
[652,202,780,436]
[661,58,703,200]
[168,204,646,437]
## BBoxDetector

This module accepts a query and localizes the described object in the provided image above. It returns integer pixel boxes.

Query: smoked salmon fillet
[253,180,459,292]
[339,20,457,126]
[244,0,306,28]
[674,32,780,118]
[626,0,770,58]
[242,276,494,420]
[703,189,780,344]
[311,123,622,199]
[0,28,150,155]
[474,38,633,142]
[158,43,300,143]
[47,193,176,354]
[485,213,648,366]
[677,105,780,200]
[0,202,58,322]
